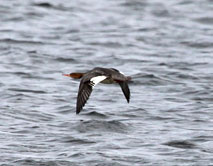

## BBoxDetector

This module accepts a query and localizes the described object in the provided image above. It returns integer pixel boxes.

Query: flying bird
[63,67,131,114]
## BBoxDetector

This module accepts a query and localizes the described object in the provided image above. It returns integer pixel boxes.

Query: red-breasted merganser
[63,67,131,114]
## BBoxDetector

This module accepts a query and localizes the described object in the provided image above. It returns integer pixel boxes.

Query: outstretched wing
[118,81,130,103]
[76,75,107,114]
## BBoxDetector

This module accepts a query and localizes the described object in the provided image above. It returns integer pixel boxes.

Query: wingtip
[76,109,80,114]
[126,96,130,103]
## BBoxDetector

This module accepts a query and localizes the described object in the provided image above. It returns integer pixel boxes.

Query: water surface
[0,0,213,165]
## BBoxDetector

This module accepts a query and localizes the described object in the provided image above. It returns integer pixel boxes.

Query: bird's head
[63,72,84,79]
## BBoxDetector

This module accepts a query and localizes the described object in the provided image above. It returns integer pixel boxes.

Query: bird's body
[63,67,131,114]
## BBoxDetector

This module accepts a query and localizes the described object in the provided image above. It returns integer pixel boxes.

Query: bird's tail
[126,76,132,81]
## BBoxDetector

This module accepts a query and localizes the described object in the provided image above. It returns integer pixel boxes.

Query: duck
[63,67,131,114]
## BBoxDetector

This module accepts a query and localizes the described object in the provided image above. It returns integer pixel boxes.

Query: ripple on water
[53,57,76,63]
[83,111,108,119]
[75,120,128,133]
[180,41,213,49]
[132,73,174,86]
[8,88,47,94]
[163,140,196,149]
[61,136,96,144]
[32,2,53,8]
[194,16,213,25]
[0,38,44,45]
[14,159,74,166]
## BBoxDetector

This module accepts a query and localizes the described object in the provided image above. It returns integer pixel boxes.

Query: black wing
[76,81,93,114]
[76,71,108,114]
[118,81,130,103]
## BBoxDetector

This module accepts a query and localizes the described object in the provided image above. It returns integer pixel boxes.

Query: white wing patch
[119,71,124,75]
[90,76,107,87]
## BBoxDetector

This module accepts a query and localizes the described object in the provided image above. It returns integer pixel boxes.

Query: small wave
[194,17,213,25]
[32,2,73,11]
[131,73,173,86]
[180,41,213,48]
[83,111,108,118]
[158,61,207,70]
[32,2,53,8]
[175,73,198,80]
[88,41,123,48]
[151,4,170,18]
[54,57,76,63]
[163,140,196,149]
[8,88,46,94]
[0,38,44,45]
[61,136,96,144]
[91,161,127,166]
[120,1,148,11]
[75,120,127,133]
[14,159,73,166]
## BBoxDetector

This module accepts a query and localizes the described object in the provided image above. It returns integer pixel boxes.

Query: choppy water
[1,0,213,165]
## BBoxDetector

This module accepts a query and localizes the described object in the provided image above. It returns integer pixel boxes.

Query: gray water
[1,0,213,165]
